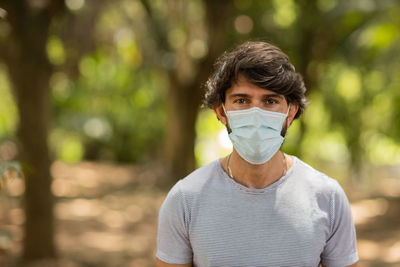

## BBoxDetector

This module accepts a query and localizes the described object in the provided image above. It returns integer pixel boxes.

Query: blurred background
[0,0,399,266]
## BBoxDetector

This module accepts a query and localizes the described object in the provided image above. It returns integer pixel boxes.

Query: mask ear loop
[280,103,291,137]
[222,104,232,134]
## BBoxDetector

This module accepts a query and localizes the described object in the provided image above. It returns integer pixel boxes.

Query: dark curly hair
[204,41,308,119]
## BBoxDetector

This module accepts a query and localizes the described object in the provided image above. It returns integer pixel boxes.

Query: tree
[0,0,65,260]
[243,0,398,178]
[139,0,235,187]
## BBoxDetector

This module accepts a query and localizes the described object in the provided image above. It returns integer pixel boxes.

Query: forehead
[226,74,282,97]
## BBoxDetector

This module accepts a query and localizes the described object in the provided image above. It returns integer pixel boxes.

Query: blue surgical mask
[222,105,290,165]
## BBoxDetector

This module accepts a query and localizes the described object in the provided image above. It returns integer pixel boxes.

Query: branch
[139,0,171,52]
[193,0,234,88]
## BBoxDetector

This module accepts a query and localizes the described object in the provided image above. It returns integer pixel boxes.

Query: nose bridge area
[252,99,266,110]
[252,108,263,128]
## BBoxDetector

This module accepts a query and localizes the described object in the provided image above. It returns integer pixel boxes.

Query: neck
[224,150,289,189]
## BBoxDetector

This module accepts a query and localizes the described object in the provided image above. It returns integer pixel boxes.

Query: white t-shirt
[157,156,358,267]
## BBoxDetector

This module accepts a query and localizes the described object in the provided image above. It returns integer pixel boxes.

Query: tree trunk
[0,0,64,260]
[162,0,233,188]
[11,57,56,260]
[164,74,198,183]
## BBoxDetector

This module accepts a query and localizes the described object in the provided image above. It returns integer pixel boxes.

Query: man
[156,41,359,267]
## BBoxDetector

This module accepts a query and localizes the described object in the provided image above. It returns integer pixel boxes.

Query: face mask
[222,105,290,165]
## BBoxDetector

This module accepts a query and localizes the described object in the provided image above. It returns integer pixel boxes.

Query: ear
[212,104,228,126]
[287,103,299,126]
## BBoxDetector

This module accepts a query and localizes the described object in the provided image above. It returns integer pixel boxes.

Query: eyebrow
[228,93,284,99]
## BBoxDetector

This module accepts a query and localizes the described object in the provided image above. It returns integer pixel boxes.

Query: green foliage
[0,0,399,178]
[195,0,400,177]
[47,36,66,65]
[0,65,17,137]
[195,109,231,166]
[51,47,166,163]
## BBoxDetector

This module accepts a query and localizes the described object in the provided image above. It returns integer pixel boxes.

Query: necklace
[227,153,234,178]
[226,151,287,179]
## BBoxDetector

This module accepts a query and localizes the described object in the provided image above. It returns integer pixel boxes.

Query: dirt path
[1,161,399,266]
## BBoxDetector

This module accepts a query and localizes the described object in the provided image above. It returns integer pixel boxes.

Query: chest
[189,192,330,267]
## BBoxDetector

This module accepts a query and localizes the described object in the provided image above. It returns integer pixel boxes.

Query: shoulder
[162,159,223,205]
[288,157,347,205]
[159,159,224,228]
[288,157,353,225]
[177,159,223,195]
[292,157,343,191]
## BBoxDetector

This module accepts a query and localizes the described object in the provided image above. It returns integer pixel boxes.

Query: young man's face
[214,74,299,129]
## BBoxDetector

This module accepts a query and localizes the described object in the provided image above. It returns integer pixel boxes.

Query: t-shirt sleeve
[156,181,193,264]
[321,181,359,267]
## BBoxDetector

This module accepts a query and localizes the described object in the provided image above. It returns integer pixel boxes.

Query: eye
[265,98,278,105]
[234,98,248,104]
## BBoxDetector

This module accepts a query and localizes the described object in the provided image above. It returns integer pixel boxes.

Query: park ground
[0,160,399,267]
